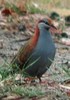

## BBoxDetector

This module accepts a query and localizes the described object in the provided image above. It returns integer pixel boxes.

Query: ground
[0,14,70,100]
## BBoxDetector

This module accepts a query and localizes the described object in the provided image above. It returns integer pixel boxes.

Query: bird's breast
[32,34,56,63]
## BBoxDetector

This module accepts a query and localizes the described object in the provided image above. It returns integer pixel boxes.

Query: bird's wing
[11,37,38,69]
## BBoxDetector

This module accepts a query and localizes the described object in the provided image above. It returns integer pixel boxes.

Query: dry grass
[0,0,70,9]
[51,8,70,16]
[28,0,70,16]
[0,0,70,16]
[30,0,70,9]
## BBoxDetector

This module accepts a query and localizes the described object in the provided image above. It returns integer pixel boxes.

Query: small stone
[61,38,70,46]
[10,44,18,50]
[0,40,3,49]
[15,74,21,81]
[18,23,26,32]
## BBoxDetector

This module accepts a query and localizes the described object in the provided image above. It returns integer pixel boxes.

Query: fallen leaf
[1,8,12,16]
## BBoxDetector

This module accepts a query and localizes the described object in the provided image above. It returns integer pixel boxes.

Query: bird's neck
[40,28,51,38]
[32,26,40,45]
[38,28,54,45]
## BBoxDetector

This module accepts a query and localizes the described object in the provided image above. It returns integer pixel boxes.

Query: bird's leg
[38,77,48,84]
[38,77,42,83]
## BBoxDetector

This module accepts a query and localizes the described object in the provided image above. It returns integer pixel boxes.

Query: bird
[11,18,57,82]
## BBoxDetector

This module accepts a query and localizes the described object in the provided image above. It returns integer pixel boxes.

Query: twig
[11,37,30,43]
[59,84,70,90]
[7,96,24,100]
[0,94,7,100]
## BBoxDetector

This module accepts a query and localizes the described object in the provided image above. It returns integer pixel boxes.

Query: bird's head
[38,19,52,30]
[33,18,62,42]
[38,18,62,35]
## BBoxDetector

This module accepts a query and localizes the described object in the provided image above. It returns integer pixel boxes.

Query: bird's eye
[44,24,50,30]
[45,21,50,26]
[39,19,50,26]
[40,20,49,25]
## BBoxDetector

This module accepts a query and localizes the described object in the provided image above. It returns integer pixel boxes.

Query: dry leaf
[1,8,12,16]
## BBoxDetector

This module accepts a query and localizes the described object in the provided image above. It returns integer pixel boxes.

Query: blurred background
[0,0,70,16]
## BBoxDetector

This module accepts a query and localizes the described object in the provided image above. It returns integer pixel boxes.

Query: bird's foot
[24,77,35,84]
[39,77,48,85]
[39,80,48,85]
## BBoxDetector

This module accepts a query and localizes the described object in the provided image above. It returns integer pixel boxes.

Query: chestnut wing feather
[11,38,37,69]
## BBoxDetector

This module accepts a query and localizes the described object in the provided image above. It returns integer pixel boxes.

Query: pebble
[18,23,26,32]
[0,39,4,49]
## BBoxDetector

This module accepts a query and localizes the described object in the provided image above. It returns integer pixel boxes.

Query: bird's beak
[50,24,57,30]
[50,24,62,35]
